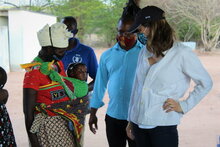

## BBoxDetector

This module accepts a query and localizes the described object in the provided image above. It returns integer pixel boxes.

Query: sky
[0,0,31,7]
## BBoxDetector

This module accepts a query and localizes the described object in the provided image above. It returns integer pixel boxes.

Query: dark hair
[120,0,140,23]
[63,16,77,29]
[67,63,86,77]
[146,19,175,57]
[0,66,7,89]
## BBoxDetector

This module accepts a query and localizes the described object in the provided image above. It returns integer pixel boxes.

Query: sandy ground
[4,48,220,147]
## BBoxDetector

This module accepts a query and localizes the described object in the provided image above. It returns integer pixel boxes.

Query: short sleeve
[23,69,41,90]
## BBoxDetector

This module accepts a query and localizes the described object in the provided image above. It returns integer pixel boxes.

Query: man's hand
[89,108,98,134]
[163,98,183,113]
[89,114,98,134]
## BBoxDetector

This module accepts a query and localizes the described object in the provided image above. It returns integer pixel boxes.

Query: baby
[65,62,88,98]
[65,63,90,137]
[67,62,87,81]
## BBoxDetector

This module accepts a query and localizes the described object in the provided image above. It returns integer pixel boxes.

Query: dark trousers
[132,123,178,147]
[105,114,136,147]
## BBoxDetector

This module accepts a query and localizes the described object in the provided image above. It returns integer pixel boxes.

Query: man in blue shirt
[89,1,143,146]
[62,16,98,91]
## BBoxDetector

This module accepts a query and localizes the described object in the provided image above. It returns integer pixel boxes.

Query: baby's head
[0,66,7,89]
[67,63,87,81]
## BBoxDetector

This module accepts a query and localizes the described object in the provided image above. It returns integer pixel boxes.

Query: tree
[27,0,54,12]
[174,20,200,42]
[90,0,127,46]
[49,0,127,46]
[25,0,139,47]
[165,0,220,51]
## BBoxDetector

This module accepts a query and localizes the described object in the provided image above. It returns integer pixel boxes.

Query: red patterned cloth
[23,58,87,147]
[23,60,74,116]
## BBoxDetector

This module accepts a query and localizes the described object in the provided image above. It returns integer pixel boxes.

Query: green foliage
[48,0,127,46]
[23,0,220,49]
[90,0,127,46]
[172,20,200,42]
[28,0,54,12]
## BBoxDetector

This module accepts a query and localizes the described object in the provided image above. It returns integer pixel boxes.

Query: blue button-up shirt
[90,41,144,120]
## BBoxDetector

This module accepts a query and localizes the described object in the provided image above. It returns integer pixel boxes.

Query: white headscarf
[37,22,73,48]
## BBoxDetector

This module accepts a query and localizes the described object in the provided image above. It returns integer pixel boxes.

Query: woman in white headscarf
[22,22,85,147]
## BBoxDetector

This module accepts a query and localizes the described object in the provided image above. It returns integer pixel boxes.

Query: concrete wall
[8,10,56,71]
[0,26,10,72]
[0,16,10,72]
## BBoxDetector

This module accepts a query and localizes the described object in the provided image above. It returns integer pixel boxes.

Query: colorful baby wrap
[32,96,89,145]
[21,58,89,147]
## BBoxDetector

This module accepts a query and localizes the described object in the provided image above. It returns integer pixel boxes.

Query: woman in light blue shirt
[126,6,213,147]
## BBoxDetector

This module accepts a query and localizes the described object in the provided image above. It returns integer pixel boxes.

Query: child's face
[71,65,87,81]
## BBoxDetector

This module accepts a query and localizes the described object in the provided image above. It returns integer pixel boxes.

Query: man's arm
[88,53,109,134]
[23,88,40,147]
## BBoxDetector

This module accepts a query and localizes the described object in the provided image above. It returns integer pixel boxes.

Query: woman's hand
[126,122,135,140]
[0,89,8,104]
[163,98,183,113]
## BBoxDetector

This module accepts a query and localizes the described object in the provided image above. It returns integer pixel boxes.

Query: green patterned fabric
[33,57,76,100]
[31,57,88,99]
[63,77,88,98]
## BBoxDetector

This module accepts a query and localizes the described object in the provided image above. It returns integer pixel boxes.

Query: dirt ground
[4,48,220,147]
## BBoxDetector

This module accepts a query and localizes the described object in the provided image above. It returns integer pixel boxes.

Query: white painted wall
[0,26,10,72]
[0,16,10,72]
[8,10,56,71]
